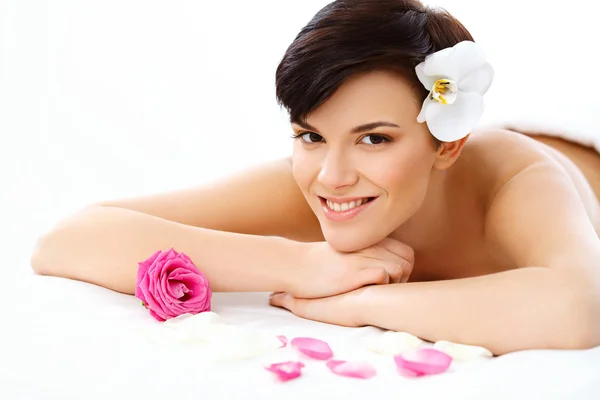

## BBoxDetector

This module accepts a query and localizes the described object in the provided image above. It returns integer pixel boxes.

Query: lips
[319,196,377,222]
[324,197,374,212]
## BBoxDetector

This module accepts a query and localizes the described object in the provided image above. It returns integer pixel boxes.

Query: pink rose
[135,249,212,321]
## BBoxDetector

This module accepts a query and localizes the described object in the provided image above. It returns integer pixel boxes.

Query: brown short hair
[275,0,474,145]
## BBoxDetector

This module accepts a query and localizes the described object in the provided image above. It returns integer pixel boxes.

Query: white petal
[211,328,282,361]
[364,331,424,355]
[421,41,488,82]
[425,91,483,142]
[163,311,229,343]
[163,311,223,328]
[433,340,493,361]
[415,62,438,90]
[417,98,431,123]
[459,62,494,95]
[155,312,282,360]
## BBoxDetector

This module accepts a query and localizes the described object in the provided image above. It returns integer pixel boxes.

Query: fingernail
[269,291,283,299]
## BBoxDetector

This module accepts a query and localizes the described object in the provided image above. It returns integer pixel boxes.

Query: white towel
[487,116,600,154]
[475,42,600,154]
[480,96,600,153]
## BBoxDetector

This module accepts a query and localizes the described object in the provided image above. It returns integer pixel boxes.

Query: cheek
[371,149,433,189]
[291,150,313,194]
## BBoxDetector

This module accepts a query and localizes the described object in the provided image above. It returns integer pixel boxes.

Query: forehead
[305,70,423,129]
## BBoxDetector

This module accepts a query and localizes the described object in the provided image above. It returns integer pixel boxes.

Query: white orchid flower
[415,40,494,142]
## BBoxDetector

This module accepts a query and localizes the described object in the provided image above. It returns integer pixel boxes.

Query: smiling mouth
[319,196,377,212]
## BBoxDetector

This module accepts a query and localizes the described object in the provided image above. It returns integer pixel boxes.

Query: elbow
[550,282,600,351]
[29,206,95,277]
[30,232,56,276]
[556,315,600,351]
[570,301,600,350]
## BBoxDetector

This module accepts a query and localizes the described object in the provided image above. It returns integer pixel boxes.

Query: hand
[286,237,413,299]
[269,287,370,327]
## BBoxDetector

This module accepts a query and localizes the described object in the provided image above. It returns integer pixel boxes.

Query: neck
[389,169,451,252]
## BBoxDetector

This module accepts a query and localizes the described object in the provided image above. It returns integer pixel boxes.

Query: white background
[1,3,599,399]
[0,0,597,272]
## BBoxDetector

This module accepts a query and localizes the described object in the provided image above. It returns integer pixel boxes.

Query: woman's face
[291,70,440,252]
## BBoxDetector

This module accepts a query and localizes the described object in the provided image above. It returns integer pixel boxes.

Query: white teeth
[326,198,369,212]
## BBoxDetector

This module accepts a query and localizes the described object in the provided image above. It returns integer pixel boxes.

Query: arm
[360,267,597,355]
[32,157,407,297]
[272,163,600,354]
[363,162,600,354]
[31,157,322,294]
[31,205,307,294]
[91,157,322,242]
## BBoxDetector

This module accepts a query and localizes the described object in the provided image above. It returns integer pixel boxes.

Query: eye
[293,132,324,143]
[360,134,390,145]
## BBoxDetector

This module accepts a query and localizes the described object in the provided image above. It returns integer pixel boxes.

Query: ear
[433,134,470,170]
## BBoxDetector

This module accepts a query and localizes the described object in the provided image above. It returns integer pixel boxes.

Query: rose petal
[135,250,162,301]
[178,251,194,265]
[326,360,377,379]
[155,248,178,264]
[326,360,345,369]
[171,273,205,302]
[397,368,423,378]
[157,270,178,319]
[136,249,211,321]
[394,348,452,377]
[433,341,493,361]
[148,309,166,322]
[277,335,288,348]
[424,91,483,142]
[139,274,170,321]
[168,279,190,299]
[265,361,305,382]
[167,268,212,312]
[290,337,333,360]
[364,331,424,355]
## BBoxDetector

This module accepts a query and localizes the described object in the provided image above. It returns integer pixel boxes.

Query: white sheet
[2,269,599,400]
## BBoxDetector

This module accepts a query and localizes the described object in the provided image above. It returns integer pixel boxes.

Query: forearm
[31,206,303,294]
[359,267,600,355]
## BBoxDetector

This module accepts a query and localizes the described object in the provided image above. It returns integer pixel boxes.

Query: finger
[270,293,343,327]
[377,238,415,263]
[353,267,390,287]
[269,293,312,321]
[269,292,294,311]
[399,259,413,283]
[355,259,402,284]
[380,261,403,283]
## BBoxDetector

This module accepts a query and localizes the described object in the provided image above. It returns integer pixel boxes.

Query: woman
[31,0,600,355]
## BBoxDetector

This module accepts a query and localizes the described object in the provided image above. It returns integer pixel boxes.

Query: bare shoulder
[96,157,324,242]
[467,129,600,268]
[466,128,599,232]
[464,128,557,197]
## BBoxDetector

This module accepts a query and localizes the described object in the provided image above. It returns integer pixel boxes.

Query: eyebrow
[292,120,401,134]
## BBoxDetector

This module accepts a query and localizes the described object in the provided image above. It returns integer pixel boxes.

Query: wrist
[350,285,377,326]
[274,237,311,294]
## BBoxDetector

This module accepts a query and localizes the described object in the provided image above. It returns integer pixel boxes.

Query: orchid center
[429,78,458,104]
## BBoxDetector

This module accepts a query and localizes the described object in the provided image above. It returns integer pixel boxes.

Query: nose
[317,150,358,191]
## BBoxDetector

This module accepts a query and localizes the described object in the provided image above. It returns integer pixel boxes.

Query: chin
[322,229,383,253]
